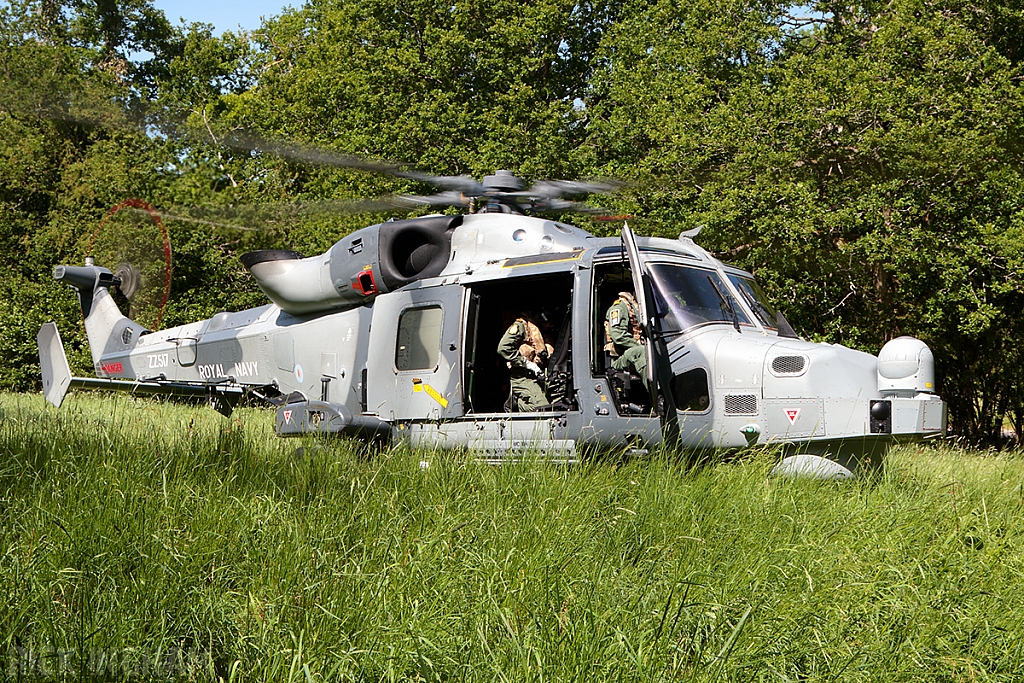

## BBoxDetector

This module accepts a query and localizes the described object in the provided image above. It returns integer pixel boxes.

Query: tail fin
[53,264,148,367]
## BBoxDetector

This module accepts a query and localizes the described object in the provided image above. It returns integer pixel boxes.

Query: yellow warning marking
[423,383,449,408]
[412,379,448,408]
[502,249,585,268]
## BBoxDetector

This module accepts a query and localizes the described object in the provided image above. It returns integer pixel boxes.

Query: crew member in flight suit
[498,314,554,411]
[605,292,648,382]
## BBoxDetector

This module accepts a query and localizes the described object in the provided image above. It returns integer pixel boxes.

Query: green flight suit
[606,297,648,381]
[497,319,549,411]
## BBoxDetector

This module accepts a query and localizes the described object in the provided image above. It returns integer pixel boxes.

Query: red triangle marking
[784,408,801,425]
[283,410,293,423]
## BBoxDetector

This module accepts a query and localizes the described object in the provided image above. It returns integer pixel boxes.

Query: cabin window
[395,305,443,371]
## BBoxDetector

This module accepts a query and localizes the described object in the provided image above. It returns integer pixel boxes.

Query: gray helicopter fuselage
[46,212,945,475]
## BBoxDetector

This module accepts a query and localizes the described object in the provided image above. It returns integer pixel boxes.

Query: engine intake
[241,215,461,315]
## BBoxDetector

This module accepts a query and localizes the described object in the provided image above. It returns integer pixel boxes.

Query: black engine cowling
[241,215,462,315]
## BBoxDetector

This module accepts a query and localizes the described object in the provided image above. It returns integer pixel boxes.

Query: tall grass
[2,392,1024,681]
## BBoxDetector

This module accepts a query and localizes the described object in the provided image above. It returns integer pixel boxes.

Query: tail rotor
[87,198,173,330]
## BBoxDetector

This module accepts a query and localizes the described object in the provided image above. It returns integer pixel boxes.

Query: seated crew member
[497,312,554,411]
[605,291,648,383]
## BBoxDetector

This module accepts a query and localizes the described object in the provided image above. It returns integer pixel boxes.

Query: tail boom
[37,322,244,415]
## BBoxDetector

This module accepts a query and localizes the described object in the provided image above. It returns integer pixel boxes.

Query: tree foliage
[2,0,1024,443]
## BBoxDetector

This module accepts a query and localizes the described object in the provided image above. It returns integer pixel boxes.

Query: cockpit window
[727,274,778,330]
[648,264,753,333]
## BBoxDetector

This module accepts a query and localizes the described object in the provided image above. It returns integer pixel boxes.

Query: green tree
[588,0,1024,442]
[226,0,620,198]
[0,1,256,388]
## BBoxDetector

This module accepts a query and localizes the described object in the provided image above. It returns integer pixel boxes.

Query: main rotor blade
[523,179,626,200]
[388,191,472,209]
[125,207,262,231]
[128,192,470,231]
[4,97,637,220]
[219,131,485,194]
[1,96,484,196]
[534,199,618,215]
[483,195,620,217]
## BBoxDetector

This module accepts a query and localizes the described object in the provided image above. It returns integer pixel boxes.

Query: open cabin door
[622,224,681,444]
[366,284,464,421]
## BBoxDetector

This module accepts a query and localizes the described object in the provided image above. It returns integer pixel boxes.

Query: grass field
[2,392,1023,682]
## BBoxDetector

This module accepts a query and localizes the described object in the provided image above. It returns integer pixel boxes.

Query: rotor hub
[482,170,526,193]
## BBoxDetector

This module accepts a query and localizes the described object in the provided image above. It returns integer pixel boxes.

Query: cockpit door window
[621,224,680,443]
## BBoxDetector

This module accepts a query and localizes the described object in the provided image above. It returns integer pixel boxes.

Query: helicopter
[37,167,946,478]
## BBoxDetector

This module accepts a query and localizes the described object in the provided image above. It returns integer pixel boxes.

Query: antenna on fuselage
[679,225,703,240]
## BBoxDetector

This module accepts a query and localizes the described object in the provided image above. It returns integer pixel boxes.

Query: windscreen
[648,264,752,333]
[727,274,778,330]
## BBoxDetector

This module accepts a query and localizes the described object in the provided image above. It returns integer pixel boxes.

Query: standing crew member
[498,313,553,411]
[605,292,647,381]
